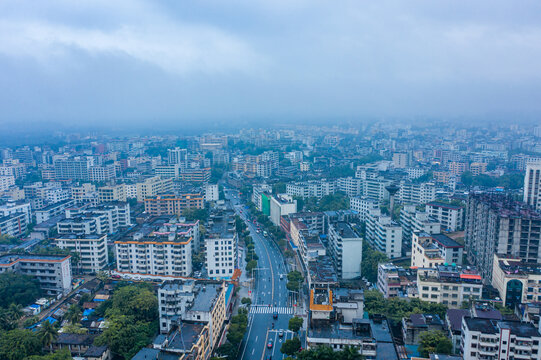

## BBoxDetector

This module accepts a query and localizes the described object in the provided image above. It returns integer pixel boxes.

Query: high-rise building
[54,157,93,180]
[327,222,362,279]
[465,193,541,284]
[524,162,541,210]
[144,193,204,216]
[56,234,109,273]
[167,148,187,165]
[206,210,238,279]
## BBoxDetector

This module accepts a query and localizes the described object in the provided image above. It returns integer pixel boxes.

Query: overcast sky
[1,0,541,128]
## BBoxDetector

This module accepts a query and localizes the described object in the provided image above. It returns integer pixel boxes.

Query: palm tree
[339,346,363,360]
[38,320,58,351]
[7,303,23,321]
[65,304,82,325]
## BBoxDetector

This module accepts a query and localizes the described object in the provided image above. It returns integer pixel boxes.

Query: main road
[225,189,296,360]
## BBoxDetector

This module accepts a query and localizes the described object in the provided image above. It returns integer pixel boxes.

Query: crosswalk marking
[249,306,294,315]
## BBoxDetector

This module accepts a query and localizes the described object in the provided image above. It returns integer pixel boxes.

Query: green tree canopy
[281,336,301,356]
[0,329,42,360]
[0,272,43,309]
[361,241,388,283]
[288,316,304,333]
[418,330,453,358]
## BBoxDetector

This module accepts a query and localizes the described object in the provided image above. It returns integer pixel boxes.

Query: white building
[397,181,436,205]
[205,184,219,202]
[524,162,541,211]
[0,175,15,192]
[336,177,363,197]
[136,176,174,201]
[300,162,310,172]
[350,196,379,222]
[286,180,335,199]
[0,201,32,224]
[417,265,482,308]
[155,164,181,179]
[56,234,109,273]
[461,317,541,360]
[328,222,363,279]
[270,194,297,226]
[89,164,116,182]
[426,201,465,232]
[115,232,193,277]
[206,211,238,279]
[411,232,463,269]
[365,209,402,258]
[400,205,441,254]
[393,152,409,168]
[0,254,72,296]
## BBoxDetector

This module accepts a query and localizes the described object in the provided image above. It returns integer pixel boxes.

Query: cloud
[0,1,263,76]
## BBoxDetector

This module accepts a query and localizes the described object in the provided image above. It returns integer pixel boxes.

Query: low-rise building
[0,254,72,296]
[136,176,174,201]
[56,234,108,273]
[377,263,417,299]
[461,317,541,360]
[446,309,470,354]
[400,205,441,255]
[98,184,127,203]
[417,265,483,308]
[402,314,445,345]
[286,180,336,199]
[0,212,28,237]
[204,184,219,202]
[411,232,463,269]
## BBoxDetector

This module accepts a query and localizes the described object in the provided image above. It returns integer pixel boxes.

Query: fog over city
[1,0,541,130]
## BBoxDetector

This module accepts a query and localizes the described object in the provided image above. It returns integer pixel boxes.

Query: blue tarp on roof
[83,309,95,316]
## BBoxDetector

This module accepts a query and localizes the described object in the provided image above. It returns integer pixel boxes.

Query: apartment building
[397,181,437,205]
[251,183,272,211]
[400,205,441,253]
[115,230,192,278]
[492,254,541,307]
[286,180,336,199]
[350,197,379,222]
[36,199,76,224]
[0,201,32,224]
[0,254,72,296]
[136,176,174,201]
[89,164,116,182]
[417,265,483,308]
[411,232,463,268]
[365,209,403,258]
[98,184,127,203]
[158,280,227,353]
[524,162,541,211]
[336,177,363,197]
[0,175,15,192]
[205,184,219,202]
[270,194,297,226]
[328,222,363,279]
[168,148,188,165]
[205,211,238,279]
[465,193,541,284]
[0,212,28,237]
[426,201,464,232]
[180,168,211,183]
[70,183,97,205]
[155,164,182,179]
[363,178,393,202]
[377,263,416,299]
[0,162,26,178]
[144,193,204,216]
[54,157,93,180]
[461,317,541,360]
[58,202,131,235]
[56,234,108,273]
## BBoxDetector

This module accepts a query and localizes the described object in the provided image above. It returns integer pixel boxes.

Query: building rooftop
[464,317,541,337]
[308,256,338,284]
[426,201,463,210]
[0,254,70,265]
[446,309,470,332]
[190,283,222,312]
[206,211,235,239]
[497,256,541,276]
[470,193,541,220]
[332,221,359,239]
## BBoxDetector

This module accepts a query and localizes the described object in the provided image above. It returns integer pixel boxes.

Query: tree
[96,270,108,283]
[361,241,388,283]
[0,272,43,309]
[26,348,72,360]
[241,297,252,306]
[64,304,82,324]
[281,336,301,356]
[182,208,209,222]
[246,259,258,274]
[288,316,303,333]
[418,330,452,358]
[339,346,362,360]
[0,329,42,360]
[38,320,58,351]
[287,270,304,292]
[95,315,156,360]
[62,323,88,334]
[273,182,286,194]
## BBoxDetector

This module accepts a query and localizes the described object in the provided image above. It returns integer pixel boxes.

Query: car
[111,274,121,279]
[273,311,278,319]
[278,330,284,337]
[267,341,273,349]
